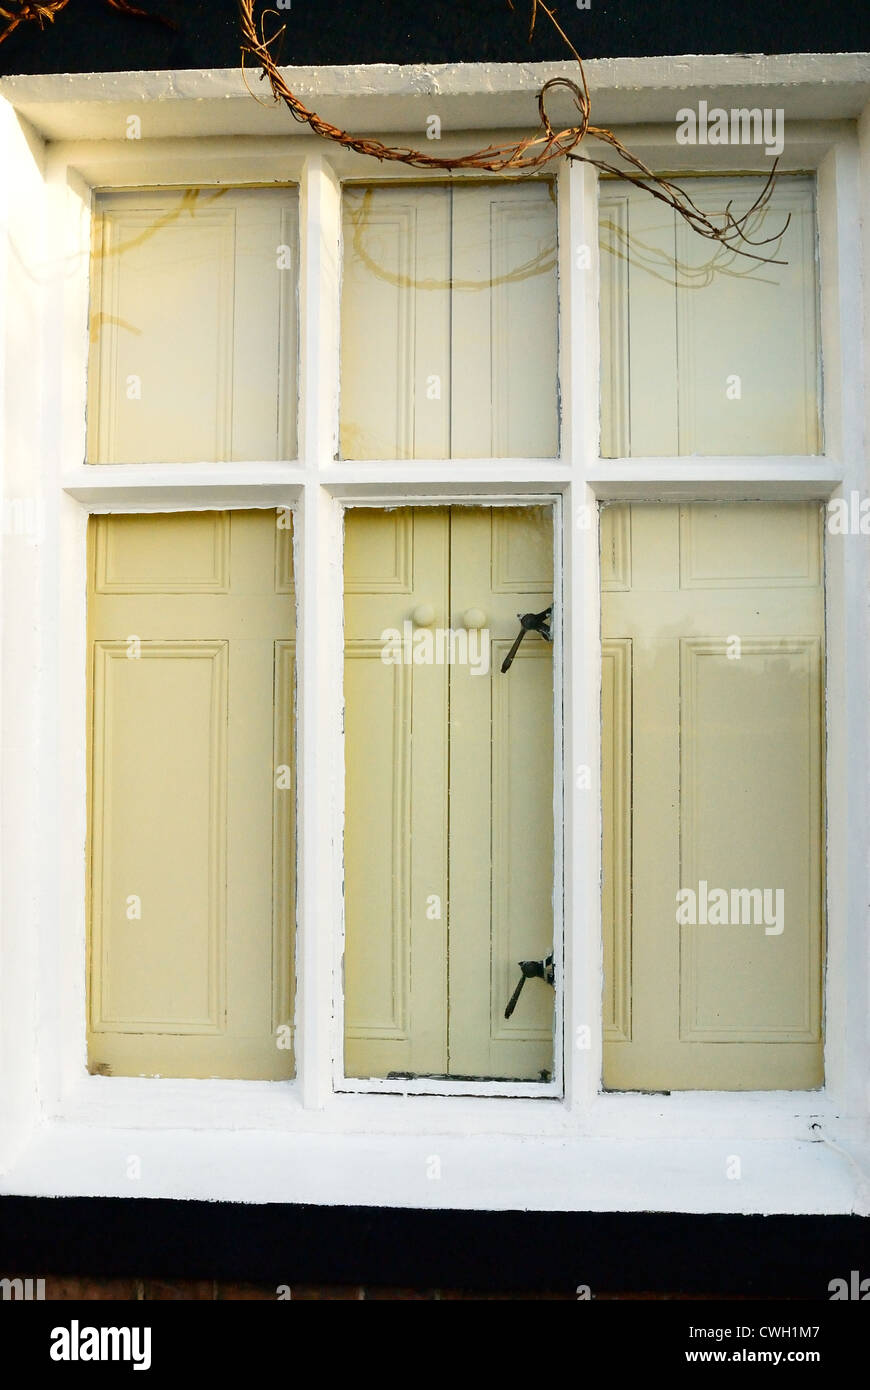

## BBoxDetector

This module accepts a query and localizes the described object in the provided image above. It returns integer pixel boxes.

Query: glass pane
[87,509,296,1079]
[601,502,825,1090]
[343,505,556,1082]
[88,187,298,463]
[599,175,821,456]
[340,182,558,459]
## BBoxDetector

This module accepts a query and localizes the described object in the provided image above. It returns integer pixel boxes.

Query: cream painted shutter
[340,182,558,459]
[87,510,295,1079]
[601,502,825,1090]
[88,187,298,463]
[343,506,555,1082]
[340,188,451,461]
[447,506,555,1079]
[343,508,450,1078]
[599,175,821,457]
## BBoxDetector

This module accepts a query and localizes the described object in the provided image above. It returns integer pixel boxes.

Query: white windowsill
[2,1093,864,1214]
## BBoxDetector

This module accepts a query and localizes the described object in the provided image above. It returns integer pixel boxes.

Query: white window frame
[0,56,867,1214]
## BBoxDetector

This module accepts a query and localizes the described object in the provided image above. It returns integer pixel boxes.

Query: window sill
[0,1075,857,1215]
[41,1073,838,1136]
[2,1088,865,1215]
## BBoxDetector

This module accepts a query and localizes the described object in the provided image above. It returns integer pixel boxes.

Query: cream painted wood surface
[340,182,558,459]
[344,506,555,1081]
[601,503,825,1090]
[87,510,295,1079]
[88,188,298,463]
[343,508,449,1078]
[599,176,821,457]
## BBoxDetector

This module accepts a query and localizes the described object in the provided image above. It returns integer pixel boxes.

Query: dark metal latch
[504,952,555,1019]
[500,606,553,673]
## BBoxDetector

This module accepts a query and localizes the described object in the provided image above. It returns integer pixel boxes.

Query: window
[79,169,833,1092]
[2,57,866,1214]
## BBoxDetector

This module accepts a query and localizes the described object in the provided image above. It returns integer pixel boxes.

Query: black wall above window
[0,0,867,77]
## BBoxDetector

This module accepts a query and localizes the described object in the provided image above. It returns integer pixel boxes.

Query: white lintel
[0,53,868,143]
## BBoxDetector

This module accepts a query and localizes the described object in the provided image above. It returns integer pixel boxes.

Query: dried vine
[0,0,172,45]
[1,0,790,263]
[239,0,789,263]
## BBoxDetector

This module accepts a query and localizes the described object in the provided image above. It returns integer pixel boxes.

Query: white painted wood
[0,103,46,1171]
[35,1072,855,1139]
[296,157,344,1109]
[563,161,603,1111]
[815,134,870,1115]
[859,104,870,1126]
[0,1123,862,1215]
[299,153,341,469]
[2,55,868,141]
[588,458,844,497]
[296,486,344,1110]
[0,78,866,1214]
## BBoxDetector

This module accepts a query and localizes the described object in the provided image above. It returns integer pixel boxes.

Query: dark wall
[0,0,868,78]
[1,1198,868,1295]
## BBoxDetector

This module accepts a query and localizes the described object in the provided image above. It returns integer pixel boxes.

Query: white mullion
[564,158,600,468]
[817,134,869,1115]
[299,151,341,470]
[46,147,93,1110]
[818,140,859,471]
[295,154,342,1109]
[295,483,344,1110]
[565,158,603,1109]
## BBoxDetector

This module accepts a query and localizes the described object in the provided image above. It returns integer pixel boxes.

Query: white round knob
[411,604,435,628]
[462,608,487,630]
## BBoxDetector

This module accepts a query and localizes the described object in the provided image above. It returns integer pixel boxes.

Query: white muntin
[675,100,785,158]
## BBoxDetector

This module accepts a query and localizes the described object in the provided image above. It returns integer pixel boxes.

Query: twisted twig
[0,0,173,45]
[239,0,789,263]
[1,0,790,265]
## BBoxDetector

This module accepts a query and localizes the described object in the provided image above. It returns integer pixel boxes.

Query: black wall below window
[0,1198,868,1296]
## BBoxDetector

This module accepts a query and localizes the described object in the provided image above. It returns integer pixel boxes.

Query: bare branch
[238,0,790,264]
[0,0,173,45]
